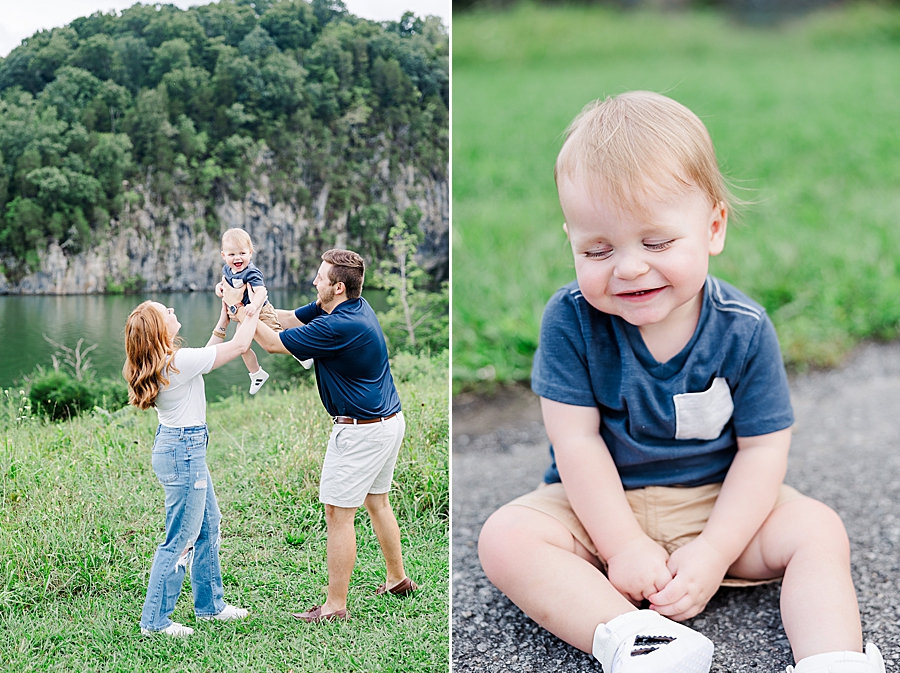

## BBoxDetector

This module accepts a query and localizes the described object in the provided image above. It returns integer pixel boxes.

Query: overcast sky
[0,0,450,57]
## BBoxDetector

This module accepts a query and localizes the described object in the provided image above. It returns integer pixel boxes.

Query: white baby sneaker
[593,610,713,673]
[140,622,194,637]
[786,643,885,673]
[249,369,269,394]
[198,604,249,622]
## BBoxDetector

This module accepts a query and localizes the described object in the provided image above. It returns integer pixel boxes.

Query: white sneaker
[249,369,269,395]
[198,604,249,622]
[593,610,713,673]
[787,643,885,673]
[140,622,194,637]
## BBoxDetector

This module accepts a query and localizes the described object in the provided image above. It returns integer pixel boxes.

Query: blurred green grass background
[452,2,900,387]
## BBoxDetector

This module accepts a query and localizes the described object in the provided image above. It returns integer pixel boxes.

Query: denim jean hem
[139,619,175,631]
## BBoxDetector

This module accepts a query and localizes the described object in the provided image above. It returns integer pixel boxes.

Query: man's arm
[254,319,290,354]
[275,308,303,329]
[649,427,791,620]
[542,397,673,605]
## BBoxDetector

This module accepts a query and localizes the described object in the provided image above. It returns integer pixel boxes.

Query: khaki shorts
[507,481,803,587]
[231,302,282,332]
[319,412,405,508]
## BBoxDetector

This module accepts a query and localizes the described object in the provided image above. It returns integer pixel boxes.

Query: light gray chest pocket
[673,377,734,440]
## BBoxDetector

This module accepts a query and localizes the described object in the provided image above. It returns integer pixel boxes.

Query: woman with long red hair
[123,287,264,636]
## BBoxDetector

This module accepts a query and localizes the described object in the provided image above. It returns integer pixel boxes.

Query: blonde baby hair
[221,227,255,253]
[555,91,739,216]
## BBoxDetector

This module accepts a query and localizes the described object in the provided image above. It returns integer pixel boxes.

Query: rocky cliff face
[0,162,448,295]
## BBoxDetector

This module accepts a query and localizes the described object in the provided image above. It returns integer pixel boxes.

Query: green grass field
[0,357,448,672]
[453,3,900,386]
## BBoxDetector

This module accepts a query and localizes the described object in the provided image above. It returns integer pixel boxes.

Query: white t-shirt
[155,346,216,427]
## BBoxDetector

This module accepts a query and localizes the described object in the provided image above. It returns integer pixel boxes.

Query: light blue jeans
[140,424,226,631]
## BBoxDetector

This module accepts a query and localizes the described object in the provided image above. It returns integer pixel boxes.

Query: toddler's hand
[243,303,257,318]
[605,535,673,607]
[648,535,730,621]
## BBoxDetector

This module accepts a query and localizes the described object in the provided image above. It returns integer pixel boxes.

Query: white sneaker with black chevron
[592,610,713,673]
[249,368,269,395]
[786,643,885,673]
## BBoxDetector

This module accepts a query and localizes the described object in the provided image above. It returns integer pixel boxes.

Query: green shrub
[27,371,129,421]
[29,372,95,421]
[92,377,129,411]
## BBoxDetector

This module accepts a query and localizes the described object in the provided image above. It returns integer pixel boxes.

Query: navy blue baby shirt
[532,276,794,489]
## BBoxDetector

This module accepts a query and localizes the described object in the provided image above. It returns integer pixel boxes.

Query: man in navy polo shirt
[253,249,418,623]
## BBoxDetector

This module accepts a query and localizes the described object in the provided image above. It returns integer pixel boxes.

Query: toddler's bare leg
[242,348,260,373]
[728,496,861,663]
[478,504,636,653]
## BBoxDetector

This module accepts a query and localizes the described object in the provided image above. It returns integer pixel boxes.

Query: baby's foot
[593,610,713,673]
[291,355,313,369]
[249,368,269,395]
[787,643,885,673]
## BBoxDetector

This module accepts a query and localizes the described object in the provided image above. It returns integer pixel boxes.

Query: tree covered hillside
[0,0,448,283]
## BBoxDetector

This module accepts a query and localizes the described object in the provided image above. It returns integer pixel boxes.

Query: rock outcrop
[0,162,448,294]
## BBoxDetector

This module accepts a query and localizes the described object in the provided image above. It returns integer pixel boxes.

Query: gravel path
[452,342,900,672]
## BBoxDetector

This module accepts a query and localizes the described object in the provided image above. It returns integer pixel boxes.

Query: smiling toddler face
[222,239,252,273]
[559,177,727,334]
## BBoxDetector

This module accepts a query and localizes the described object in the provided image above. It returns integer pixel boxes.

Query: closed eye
[645,240,674,251]
[583,249,613,259]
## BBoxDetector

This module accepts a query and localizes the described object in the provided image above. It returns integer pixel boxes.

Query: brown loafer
[291,605,349,623]
[375,577,419,597]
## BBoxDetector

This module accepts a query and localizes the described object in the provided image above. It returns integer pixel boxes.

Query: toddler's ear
[562,221,570,241]
[708,202,728,256]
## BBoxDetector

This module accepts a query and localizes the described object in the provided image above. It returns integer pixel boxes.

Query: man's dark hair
[322,249,365,299]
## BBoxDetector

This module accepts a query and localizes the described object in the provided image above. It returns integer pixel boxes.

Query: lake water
[0,289,387,400]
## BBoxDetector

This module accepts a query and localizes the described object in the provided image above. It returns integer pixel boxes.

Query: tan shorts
[506,481,803,587]
[231,302,282,332]
[319,412,406,508]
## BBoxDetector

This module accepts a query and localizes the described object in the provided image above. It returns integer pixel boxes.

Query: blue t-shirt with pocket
[531,276,794,490]
[223,262,266,307]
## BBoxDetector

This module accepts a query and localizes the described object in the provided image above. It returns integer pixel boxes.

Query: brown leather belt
[333,412,398,425]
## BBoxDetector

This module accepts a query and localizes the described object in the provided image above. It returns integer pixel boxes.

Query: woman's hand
[210,287,264,369]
